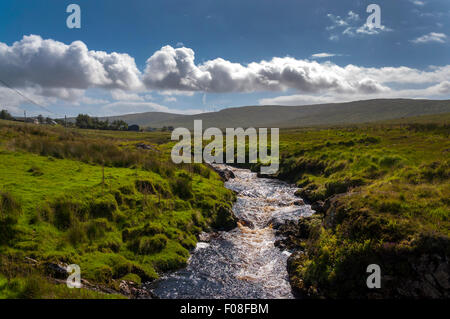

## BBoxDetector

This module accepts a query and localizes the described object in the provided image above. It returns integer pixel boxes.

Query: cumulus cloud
[0,35,142,91]
[1,35,449,116]
[141,45,450,97]
[142,45,398,95]
[411,32,447,43]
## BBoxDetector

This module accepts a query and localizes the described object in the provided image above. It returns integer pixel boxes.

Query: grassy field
[0,120,235,298]
[262,113,450,298]
[1,112,449,299]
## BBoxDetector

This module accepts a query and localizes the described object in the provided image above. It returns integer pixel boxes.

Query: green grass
[264,119,450,298]
[0,120,235,298]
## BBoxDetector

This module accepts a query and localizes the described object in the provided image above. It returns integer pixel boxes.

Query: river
[150,165,314,299]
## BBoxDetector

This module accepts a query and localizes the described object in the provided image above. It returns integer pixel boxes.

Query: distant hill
[84,99,450,129]
[97,112,185,127]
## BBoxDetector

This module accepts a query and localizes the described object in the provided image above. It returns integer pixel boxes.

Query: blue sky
[0,0,449,117]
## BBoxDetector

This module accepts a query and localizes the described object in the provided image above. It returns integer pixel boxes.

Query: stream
[150,165,314,299]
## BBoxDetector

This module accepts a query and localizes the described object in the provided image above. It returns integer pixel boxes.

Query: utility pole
[24,110,26,123]
[65,115,67,127]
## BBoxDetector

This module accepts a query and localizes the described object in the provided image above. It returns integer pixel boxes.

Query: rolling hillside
[82,99,450,129]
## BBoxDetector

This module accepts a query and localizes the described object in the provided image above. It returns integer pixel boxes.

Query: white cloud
[158,90,195,96]
[259,81,450,106]
[99,101,202,116]
[355,23,392,35]
[327,10,391,38]
[411,0,425,6]
[0,35,143,91]
[329,35,339,41]
[1,35,449,116]
[411,32,447,43]
[111,89,144,101]
[310,53,336,59]
[142,45,396,94]
[142,45,450,96]
[347,11,360,21]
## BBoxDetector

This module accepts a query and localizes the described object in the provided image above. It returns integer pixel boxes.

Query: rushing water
[150,165,314,299]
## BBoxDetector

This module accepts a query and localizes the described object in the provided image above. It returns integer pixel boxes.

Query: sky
[0,0,449,117]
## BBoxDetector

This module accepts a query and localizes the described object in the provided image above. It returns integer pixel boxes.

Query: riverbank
[245,118,450,298]
[0,120,236,298]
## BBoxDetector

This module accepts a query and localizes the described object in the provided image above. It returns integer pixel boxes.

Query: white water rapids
[150,165,314,299]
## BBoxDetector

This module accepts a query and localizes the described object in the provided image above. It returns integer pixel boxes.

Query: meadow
[266,114,450,298]
[0,112,449,299]
[0,120,235,298]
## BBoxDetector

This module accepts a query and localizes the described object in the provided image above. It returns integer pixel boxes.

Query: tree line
[75,114,128,131]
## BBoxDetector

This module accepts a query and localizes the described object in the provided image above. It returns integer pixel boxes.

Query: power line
[0,78,56,115]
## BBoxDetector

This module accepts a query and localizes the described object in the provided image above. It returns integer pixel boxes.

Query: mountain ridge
[78,99,450,129]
